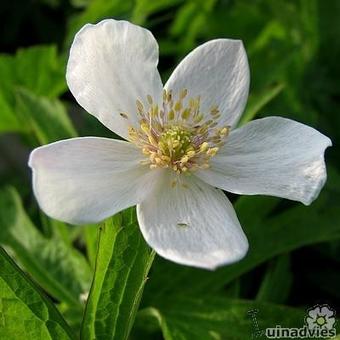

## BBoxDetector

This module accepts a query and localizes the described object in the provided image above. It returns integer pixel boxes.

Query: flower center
[125,89,230,174]
[316,316,326,326]
[158,125,193,161]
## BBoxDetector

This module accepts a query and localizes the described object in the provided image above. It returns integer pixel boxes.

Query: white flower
[28,19,331,270]
[305,305,336,330]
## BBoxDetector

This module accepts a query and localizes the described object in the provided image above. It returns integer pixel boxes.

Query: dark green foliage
[0,247,75,339]
[81,211,155,340]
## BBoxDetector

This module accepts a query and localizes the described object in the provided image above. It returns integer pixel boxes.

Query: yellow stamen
[128,90,228,174]
[147,95,153,105]
[200,142,209,152]
[168,109,175,120]
[174,101,182,112]
[207,147,219,156]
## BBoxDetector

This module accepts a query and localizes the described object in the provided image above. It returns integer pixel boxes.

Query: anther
[141,123,149,134]
[200,142,209,152]
[207,147,219,156]
[136,99,144,113]
[180,88,188,99]
[181,155,189,163]
[168,109,175,120]
[174,101,182,112]
[181,108,191,120]
[147,95,153,105]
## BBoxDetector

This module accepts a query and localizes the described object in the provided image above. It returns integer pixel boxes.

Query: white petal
[308,308,320,319]
[137,173,248,270]
[321,306,334,318]
[196,117,332,205]
[29,137,159,224]
[66,19,163,139]
[165,39,249,128]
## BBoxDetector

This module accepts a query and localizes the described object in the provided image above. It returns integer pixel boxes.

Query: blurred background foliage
[0,0,339,339]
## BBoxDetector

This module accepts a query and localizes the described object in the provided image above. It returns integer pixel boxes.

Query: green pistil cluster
[158,126,193,160]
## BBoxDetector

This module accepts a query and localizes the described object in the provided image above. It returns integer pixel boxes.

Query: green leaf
[81,210,155,340]
[70,0,91,8]
[144,168,340,302]
[0,247,74,339]
[83,224,99,269]
[132,0,183,25]
[15,88,77,144]
[159,0,217,57]
[0,45,67,134]
[40,213,74,247]
[0,187,92,307]
[0,45,66,99]
[14,45,66,98]
[58,302,84,333]
[256,254,292,304]
[65,0,134,47]
[0,91,21,133]
[137,296,305,340]
[239,82,285,126]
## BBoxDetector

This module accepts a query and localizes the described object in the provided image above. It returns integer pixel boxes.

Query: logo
[249,304,337,338]
[305,304,336,331]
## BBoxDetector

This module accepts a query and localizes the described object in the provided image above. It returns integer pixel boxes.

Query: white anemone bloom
[29,19,331,270]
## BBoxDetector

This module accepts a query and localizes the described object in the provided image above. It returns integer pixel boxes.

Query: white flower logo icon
[306,304,336,330]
